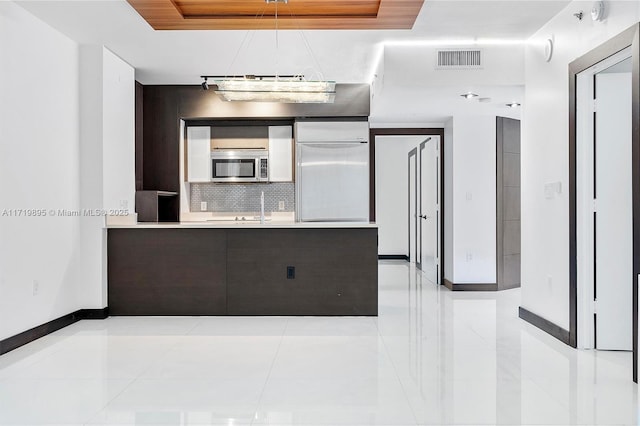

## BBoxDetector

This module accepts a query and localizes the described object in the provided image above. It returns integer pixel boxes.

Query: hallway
[0,261,636,425]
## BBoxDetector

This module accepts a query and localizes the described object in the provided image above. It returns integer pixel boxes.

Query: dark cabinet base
[107,227,378,316]
[108,229,227,315]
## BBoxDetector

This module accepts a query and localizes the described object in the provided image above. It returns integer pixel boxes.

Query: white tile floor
[0,260,638,425]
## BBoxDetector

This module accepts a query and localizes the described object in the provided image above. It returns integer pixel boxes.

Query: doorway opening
[371,128,444,285]
[569,23,640,382]
[577,49,633,352]
[407,136,441,285]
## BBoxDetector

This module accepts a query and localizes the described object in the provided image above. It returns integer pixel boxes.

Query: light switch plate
[278,201,285,211]
[200,201,207,211]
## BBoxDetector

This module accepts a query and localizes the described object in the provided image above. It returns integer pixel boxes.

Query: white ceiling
[16,0,570,85]
[15,0,568,123]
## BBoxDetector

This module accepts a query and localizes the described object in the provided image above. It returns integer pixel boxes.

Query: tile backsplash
[190,183,295,213]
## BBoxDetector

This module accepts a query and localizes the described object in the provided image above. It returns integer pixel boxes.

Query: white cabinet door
[187,126,211,182]
[268,126,293,182]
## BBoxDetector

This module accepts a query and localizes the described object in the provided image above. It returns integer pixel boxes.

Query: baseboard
[79,307,109,319]
[0,307,109,356]
[518,306,571,345]
[443,278,498,291]
[378,255,409,261]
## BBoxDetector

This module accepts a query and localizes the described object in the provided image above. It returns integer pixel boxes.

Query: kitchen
[5,1,640,424]
[107,83,378,317]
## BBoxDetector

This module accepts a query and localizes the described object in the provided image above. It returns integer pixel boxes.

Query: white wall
[449,115,497,284]
[102,48,135,215]
[371,41,521,284]
[373,115,500,284]
[78,45,105,311]
[522,0,640,330]
[0,2,81,339]
[78,46,135,309]
[383,44,525,88]
[376,135,429,255]
[0,4,135,339]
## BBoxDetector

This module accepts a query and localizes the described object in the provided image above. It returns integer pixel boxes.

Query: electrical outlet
[547,275,553,291]
[32,280,39,296]
[466,192,473,201]
[201,201,207,211]
[278,201,285,211]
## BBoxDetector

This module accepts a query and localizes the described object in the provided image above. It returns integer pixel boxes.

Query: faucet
[260,191,265,224]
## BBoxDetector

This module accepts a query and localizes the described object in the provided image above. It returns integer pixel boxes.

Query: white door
[408,148,417,263]
[594,58,633,350]
[420,137,440,284]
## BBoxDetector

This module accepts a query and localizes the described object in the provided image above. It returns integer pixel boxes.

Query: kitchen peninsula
[107,222,378,316]
[107,83,378,317]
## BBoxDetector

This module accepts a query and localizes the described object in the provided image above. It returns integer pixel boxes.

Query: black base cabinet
[107,227,378,316]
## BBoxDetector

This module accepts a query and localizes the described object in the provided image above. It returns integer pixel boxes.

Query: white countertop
[107,221,377,229]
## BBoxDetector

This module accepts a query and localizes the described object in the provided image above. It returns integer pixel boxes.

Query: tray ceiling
[126,0,424,30]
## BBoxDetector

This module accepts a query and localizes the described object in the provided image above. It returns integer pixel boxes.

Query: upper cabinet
[268,126,293,182]
[295,121,369,143]
[186,123,293,183]
[186,126,211,182]
[211,126,268,150]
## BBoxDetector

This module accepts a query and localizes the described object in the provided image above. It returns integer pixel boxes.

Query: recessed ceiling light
[506,102,521,108]
[461,92,478,99]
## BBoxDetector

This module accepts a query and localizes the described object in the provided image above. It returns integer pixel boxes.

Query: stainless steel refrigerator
[295,122,370,222]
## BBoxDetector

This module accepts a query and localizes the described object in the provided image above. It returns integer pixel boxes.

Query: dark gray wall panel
[503,220,521,256]
[497,117,521,291]
[503,254,521,289]
[503,186,521,222]
[502,121,521,154]
[503,152,521,187]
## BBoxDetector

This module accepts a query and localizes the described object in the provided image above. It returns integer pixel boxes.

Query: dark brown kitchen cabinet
[135,190,179,222]
[107,228,227,315]
[226,229,378,315]
[107,227,378,316]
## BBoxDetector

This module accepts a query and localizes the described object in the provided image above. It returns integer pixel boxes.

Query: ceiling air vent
[436,49,482,69]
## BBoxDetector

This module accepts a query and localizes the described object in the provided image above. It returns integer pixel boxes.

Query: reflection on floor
[0,260,637,425]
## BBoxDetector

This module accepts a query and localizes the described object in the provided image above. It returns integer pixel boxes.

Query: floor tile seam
[183,315,207,336]
[0,377,138,426]
[374,315,421,426]
[524,373,584,417]
[0,335,78,379]
[80,377,143,424]
[249,317,290,426]
[130,317,207,380]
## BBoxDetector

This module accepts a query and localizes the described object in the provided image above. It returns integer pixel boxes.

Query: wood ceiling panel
[127,0,423,30]
[174,0,381,18]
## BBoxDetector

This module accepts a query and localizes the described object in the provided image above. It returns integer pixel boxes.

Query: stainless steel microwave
[211,150,269,182]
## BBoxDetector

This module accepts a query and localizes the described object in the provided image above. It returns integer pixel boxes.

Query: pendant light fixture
[202,0,336,103]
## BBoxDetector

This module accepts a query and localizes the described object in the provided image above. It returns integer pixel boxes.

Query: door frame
[419,137,441,284]
[576,48,633,352]
[408,147,419,267]
[370,128,445,284]
[569,23,640,381]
